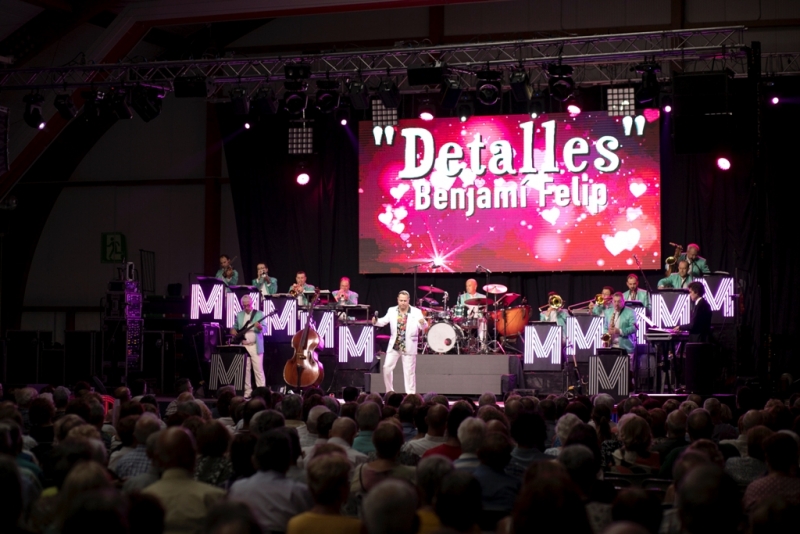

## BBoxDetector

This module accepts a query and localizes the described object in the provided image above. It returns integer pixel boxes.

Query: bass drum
[489,305,532,337]
[427,321,464,354]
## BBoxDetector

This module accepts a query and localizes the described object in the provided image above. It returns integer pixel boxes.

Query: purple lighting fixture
[716,157,731,171]
[567,104,581,115]
[297,172,310,185]
[771,96,779,105]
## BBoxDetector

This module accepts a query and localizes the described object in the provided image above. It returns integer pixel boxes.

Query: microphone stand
[407,263,430,308]
[633,254,654,294]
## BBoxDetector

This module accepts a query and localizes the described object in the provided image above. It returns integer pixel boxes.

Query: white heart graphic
[494,178,517,189]
[391,222,405,234]
[378,211,393,227]
[603,228,641,256]
[390,183,410,200]
[393,207,408,221]
[520,173,549,191]
[460,168,476,187]
[430,170,456,191]
[475,178,486,188]
[541,207,560,226]
[586,201,607,216]
[626,207,643,221]
[400,233,410,241]
[629,183,647,197]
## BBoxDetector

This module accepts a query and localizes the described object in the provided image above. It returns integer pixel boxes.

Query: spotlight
[296,161,311,185]
[661,95,673,113]
[54,94,78,120]
[378,79,401,109]
[335,105,350,126]
[315,79,340,114]
[771,96,779,105]
[130,86,163,122]
[716,157,731,171]
[347,80,370,110]
[475,70,502,106]
[283,80,308,114]
[528,89,547,118]
[108,89,133,120]
[252,87,278,116]
[547,64,574,102]
[23,93,45,129]
[509,69,532,102]
[567,103,581,115]
[664,104,672,113]
[80,90,105,122]
[340,119,347,126]
[633,61,661,107]
[296,172,310,185]
[417,97,436,121]
[455,96,473,122]
[284,63,312,80]
[439,77,462,110]
[230,87,250,115]
[244,122,251,129]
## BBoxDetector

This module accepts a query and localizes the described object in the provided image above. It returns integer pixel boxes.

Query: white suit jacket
[375,305,426,355]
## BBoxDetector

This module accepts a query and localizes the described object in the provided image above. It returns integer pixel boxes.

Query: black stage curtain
[218,98,794,373]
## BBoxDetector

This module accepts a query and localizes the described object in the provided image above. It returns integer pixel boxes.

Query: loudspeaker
[685,343,716,394]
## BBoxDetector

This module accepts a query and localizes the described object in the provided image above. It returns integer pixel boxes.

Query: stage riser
[366,353,516,395]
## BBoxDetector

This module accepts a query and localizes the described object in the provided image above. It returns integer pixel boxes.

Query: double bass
[284,288,324,389]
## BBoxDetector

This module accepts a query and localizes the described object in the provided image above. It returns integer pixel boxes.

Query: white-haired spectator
[478,392,497,407]
[362,479,419,534]
[52,386,71,421]
[725,425,772,485]
[610,414,659,474]
[720,409,765,457]
[703,398,737,441]
[455,417,486,472]
[545,413,581,456]
[14,387,38,433]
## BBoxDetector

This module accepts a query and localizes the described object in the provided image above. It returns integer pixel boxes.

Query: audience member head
[458,417,487,455]
[115,415,139,448]
[679,400,698,415]
[230,396,246,424]
[174,378,193,395]
[204,501,260,534]
[155,427,197,472]
[447,402,474,440]
[476,405,509,429]
[435,471,482,533]
[512,471,591,534]
[56,460,113,529]
[425,403,449,437]
[565,401,590,423]
[55,414,86,444]
[321,396,340,415]
[330,416,358,445]
[504,399,523,422]
[386,393,404,408]
[685,439,724,467]
[559,444,598,495]
[416,455,453,506]
[230,433,257,480]
[216,391,234,418]
[649,408,667,439]
[741,409,766,434]
[687,409,713,442]
[564,423,601,472]
[666,409,688,439]
[618,414,652,455]
[478,392,496,407]
[511,411,547,451]
[339,402,358,421]
[763,432,799,474]
[251,409,285,437]
[746,425,774,462]
[612,488,663,534]
[677,465,741,534]
[356,401,381,432]
[306,454,352,509]
[134,414,161,446]
[591,404,614,442]
[539,399,557,421]
[672,450,713,486]
[662,398,679,414]
[317,412,338,439]
[342,387,359,403]
[253,429,292,474]
[197,420,231,458]
[302,395,324,423]
[60,488,129,534]
[370,420,403,460]
[555,413,582,446]
[306,405,330,434]
[243,398,267,428]
[30,396,56,427]
[477,431,513,471]
[363,479,419,534]
[280,394,303,421]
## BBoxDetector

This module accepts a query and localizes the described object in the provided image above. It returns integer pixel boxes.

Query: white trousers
[243,343,265,397]
[383,348,417,394]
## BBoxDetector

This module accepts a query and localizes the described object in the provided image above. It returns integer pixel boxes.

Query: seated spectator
[299,396,325,447]
[194,420,233,488]
[275,426,306,483]
[14,387,38,433]
[165,379,194,417]
[720,409,765,457]
[539,399,558,446]
[408,403,430,441]
[303,405,330,449]
[108,415,139,472]
[29,396,57,445]
[422,401,473,461]
[287,454,362,534]
[229,429,312,532]
[215,391,235,431]
[652,409,687,461]
[303,412,337,466]
[228,432,257,485]
[506,411,548,478]
[743,432,800,511]
[648,408,668,445]
[659,409,714,479]
[251,409,286,437]
[703,398,738,441]
[362,479,419,534]
[352,421,415,495]
[122,431,162,494]
[435,471,483,533]
[454,417,486,473]
[725,425,772,485]
[0,419,43,484]
[142,427,226,534]
[0,456,30,534]
[342,387,359,403]
[53,460,113,532]
[545,413,581,456]
[610,414,660,474]
[115,414,161,479]
[678,465,742,534]
[53,387,70,422]
[327,417,368,467]
[237,398,266,434]
[352,401,381,455]
[203,501,261,534]
[612,488,663,534]
[398,403,416,442]
[511,470,592,534]
[478,392,497,407]
[416,456,453,534]
[400,404,448,465]
[472,432,521,513]
[559,444,614,532]
[279,394,309,444]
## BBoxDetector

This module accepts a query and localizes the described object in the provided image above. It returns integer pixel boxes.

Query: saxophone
[601,312,615,347]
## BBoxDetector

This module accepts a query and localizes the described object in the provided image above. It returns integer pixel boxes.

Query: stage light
[347,80,371,110]
[417,97,436,121]
[335,105,350,126]
[54,94,78,120]
[378,79,401,109]
[315,79,340,114]
[340,119,347,126]
[23,93,45,129]
[771,96,779,105]
[528,90,546,118]
[297,172,310,185]
[567,103,581,115]
[509,69,532,102]
[253,87,278,115]
[547,63,575,102]
[244,122,251,129]
[633,61,661,107]
[476,70,502,106]
[455,96,473,122]
[230,87,250,115]
[716,157,731,170]
[284,63,312,80]
[663,104,672,113]
[130,86,164,122]
[80,90,105,122]
[283,80,308,114]
[108,89,133,120]
[439,77,462,110]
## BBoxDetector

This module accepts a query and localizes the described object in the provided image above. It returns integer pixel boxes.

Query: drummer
[457,279,485,307]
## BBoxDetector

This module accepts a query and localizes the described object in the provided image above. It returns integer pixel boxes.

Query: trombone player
[588,286,614,316]
[539,292,568,328]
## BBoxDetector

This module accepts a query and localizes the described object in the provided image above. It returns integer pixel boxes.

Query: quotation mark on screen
[622,115,646,136]
[372,126,396,146]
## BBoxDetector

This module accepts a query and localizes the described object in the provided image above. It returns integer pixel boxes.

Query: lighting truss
[2,26,792,95]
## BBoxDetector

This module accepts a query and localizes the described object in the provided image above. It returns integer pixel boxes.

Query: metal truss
[0,25,782,95]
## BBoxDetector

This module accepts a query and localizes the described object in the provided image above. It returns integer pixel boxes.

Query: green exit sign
[101,233,127,263]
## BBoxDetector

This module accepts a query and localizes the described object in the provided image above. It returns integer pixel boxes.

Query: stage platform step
[365,353,519,395]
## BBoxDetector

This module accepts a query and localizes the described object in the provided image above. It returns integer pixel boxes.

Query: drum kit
[417,283,532,354]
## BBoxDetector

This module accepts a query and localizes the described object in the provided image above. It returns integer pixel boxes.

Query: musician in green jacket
[603,293,638,354]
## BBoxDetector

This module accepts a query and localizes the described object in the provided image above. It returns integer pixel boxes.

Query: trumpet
[289,284,304,297]
[538,294,563,312]
[567,294,606,311]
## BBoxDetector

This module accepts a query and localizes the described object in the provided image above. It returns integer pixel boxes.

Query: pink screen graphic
[359,111,661,273]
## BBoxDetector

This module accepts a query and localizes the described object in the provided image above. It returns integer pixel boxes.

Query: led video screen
[359,111,661,273]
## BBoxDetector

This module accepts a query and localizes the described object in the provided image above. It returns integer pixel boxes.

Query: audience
[400,403,448,464]
[116,414,162,479]
[435,470,483,533]
[194,420,233,487]
[421,401,473,461]
[326,417,368,466]
[720,409,765,457]
[472,431,521,514]
[416,456,453,533]
[725,425,772,485]
[506,410,548,477]
[743,432,800,511]
[610,414,660,474]
[352,401,381,455]
[454,416,486,472]
[545,413,581,455]
[352,420,415,496]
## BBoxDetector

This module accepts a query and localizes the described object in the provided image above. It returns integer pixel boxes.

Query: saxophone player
[603,293,638,355]
[332,277,358,305]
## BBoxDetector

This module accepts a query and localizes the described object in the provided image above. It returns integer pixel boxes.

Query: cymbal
[418,285,445,294]
[483,283,508,295]
[419,306,444,313]
[496,293,520,307]
[465,298,493,306]
[420,297,440,305]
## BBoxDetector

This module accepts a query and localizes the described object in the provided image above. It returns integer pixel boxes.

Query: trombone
[538,294,563,312]
[567,294,606,311]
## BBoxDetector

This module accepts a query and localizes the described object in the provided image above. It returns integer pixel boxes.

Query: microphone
[476,265,492,274]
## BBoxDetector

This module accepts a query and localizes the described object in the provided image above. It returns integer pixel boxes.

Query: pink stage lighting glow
[663,104,672,113]
[244,122,251,129]
[419,112,434,121]
[567,104,581,115]
[716,157,731,171]
[297,172,310,185]
[38,122,45,130]
[771,96,779,105]
[340,119,348,126]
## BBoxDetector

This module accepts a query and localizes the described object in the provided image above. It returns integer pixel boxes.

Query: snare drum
[426,320,464,354]
[452,306,469,321]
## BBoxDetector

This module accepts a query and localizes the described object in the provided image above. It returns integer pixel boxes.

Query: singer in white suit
[372,290,428,393]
